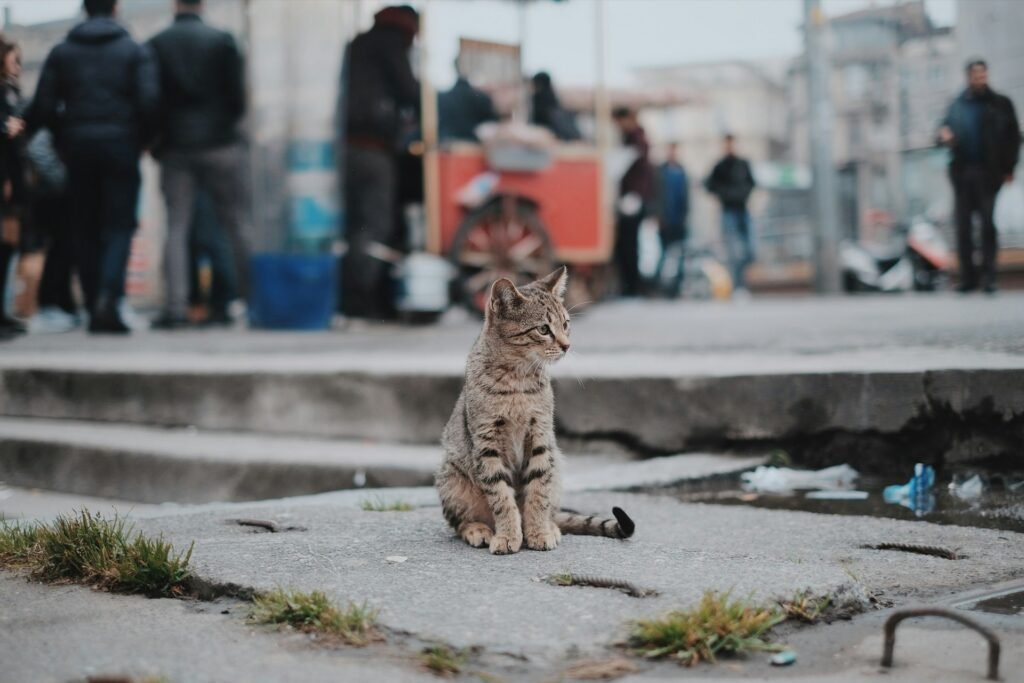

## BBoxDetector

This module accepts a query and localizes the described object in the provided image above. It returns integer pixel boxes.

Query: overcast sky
[6,0,956,85]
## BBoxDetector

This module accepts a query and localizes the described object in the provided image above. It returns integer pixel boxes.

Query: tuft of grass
[628,590,785,666]
[359,498,414,512]
[0,518,43,566]
[779,590,831,624]
[0,510,192,597]
[249,588,379,646]
[419,645,466,677]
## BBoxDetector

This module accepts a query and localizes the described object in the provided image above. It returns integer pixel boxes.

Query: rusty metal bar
[881,608,1000,681]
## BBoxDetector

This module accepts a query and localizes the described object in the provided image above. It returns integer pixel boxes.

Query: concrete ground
[2,487,1022,682]
[4,295,1023,462]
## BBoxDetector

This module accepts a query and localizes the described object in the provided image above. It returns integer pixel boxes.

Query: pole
[594,0,613,258]
[804,0,841,294]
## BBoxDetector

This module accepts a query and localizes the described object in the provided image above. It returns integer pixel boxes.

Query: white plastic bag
[994,181,1024,236]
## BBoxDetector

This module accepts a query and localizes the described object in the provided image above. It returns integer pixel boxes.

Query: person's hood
[67,17,129,45]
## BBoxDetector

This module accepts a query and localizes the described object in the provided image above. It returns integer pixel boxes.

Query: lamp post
[804,0,842,294]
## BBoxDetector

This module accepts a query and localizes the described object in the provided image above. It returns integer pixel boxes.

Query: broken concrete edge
[4,367,1022,466]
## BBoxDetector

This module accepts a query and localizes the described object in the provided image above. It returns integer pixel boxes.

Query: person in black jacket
[438,56,498,143]
[938,59,1021,294]
[341,5,419,320]
[531,72,581,142]
[149,0,249,329]
[28,0,159,334]
[705,134,756,297]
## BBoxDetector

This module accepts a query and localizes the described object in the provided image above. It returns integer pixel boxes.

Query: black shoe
[982,282,997,295]
[956,283,977,294]
[88,307,130,335]
[0,315,26,335]
[151,313,193,331]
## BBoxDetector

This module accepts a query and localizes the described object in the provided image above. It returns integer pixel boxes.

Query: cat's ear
[489,277,525,316]
[539,266,568,301]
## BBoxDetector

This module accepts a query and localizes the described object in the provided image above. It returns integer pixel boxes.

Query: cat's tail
[555,507,635,539]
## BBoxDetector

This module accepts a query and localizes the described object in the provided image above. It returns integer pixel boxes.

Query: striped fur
[436,268,635,554]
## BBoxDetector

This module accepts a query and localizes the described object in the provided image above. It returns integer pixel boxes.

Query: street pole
[804,0,842,294]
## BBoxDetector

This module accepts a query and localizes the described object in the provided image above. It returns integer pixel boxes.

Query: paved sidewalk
[3,487,1022,682]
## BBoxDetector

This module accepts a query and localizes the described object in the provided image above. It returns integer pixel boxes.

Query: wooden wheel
[449,195,556,315]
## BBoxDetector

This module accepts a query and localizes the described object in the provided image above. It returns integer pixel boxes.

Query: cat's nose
[560,342,571,352]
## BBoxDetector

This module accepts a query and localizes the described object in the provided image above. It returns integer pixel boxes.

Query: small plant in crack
[249,588,380,646]
[628,590,785,666]
[359,498,414,512]
[0,510,193,597]
[419,644,466,677]
[779,589,832,624]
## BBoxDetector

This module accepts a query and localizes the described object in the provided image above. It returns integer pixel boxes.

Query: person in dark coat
[0,35,27,337]
[438,56,498,143]
[653,142,690,298]
[530,71,581,142]
[612,106,654,297]
[705,134,756,296]
[149,0,249,329]
[938,58,1021,294]
[27,0,159,334]
[341,5,419,320]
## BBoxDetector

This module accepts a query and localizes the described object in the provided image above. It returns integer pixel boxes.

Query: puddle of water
[664,471,1024,534]
[971,590,1024,616]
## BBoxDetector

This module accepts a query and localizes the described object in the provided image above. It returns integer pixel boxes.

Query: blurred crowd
[1,1,1018,341]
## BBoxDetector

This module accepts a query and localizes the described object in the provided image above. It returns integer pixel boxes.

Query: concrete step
[3,349,1023,465]
[0,417,763,507]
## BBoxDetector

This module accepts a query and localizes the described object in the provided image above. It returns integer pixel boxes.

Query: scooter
[840,217,952,293]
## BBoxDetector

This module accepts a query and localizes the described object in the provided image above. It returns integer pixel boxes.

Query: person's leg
[614,211,641,297]
[36,195,77,315]
[89,144,142,333]
[191,188,236,317]
[978,177,1000,291]
[65,152,103,315]
[342,147,395,318]
[737,209,755,290]
[0,241,18,331]
[952,171,978,290]
[196,144,250,308]
[159,153,197,323]
[721,208,744,290]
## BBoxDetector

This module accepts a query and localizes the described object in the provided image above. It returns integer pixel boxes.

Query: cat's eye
[563,321,569,331]
[539,324,551,336]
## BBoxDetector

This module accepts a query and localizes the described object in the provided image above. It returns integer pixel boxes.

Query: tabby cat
[436,267,635,555]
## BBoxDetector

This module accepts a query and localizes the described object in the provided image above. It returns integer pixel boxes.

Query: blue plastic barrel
[248,253,337,330]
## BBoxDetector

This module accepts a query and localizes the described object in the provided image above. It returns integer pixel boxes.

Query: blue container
[248,253,337,330]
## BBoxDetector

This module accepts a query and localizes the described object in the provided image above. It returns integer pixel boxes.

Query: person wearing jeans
[27,0,159,334]
[705,134,756,296]
[149,0,248,329]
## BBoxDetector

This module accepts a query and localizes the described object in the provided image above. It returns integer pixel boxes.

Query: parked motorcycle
[840,217,952,293]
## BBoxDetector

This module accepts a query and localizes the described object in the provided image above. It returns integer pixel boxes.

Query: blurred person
[611,106,654,297]
[149,0,249,330]
[0,35,27,337]
[27,0,159,334]
[187,188,236,326]
[530,71,581,142]
[653,142,690,298]
[27,128,80,334]
[438,55,498,143]
[342,5,419,320]
[938,59,1021,294]
[705,134,756,297]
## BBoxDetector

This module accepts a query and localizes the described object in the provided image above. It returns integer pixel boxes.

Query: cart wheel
[450,196,556,315]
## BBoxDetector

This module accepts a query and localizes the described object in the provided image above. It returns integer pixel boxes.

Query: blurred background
[3,0,1022,314]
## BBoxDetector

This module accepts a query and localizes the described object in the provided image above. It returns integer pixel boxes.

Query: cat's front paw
[489,531,523,555]
[525,523,561,551]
